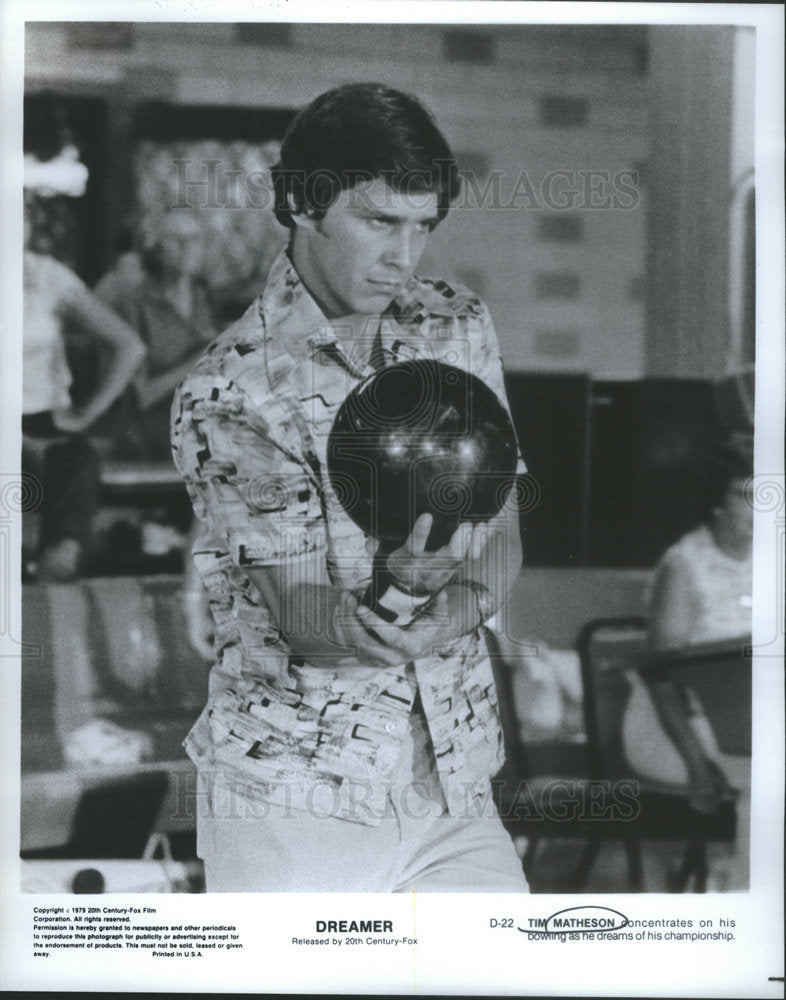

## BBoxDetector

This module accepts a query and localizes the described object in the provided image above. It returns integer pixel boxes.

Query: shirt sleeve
[172,370,326,571]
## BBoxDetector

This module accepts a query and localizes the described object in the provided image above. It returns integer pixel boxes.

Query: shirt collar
[258,247,430,375]
[259,249,332,349]
[258,249,375,376]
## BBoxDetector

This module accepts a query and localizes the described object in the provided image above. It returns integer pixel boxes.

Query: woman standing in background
[23,188,146,580]
[94,208,218,461]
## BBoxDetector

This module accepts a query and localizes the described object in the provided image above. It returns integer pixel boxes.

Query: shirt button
[385,722,396,733]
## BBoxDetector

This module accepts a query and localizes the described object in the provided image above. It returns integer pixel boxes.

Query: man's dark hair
[272,83,461,229]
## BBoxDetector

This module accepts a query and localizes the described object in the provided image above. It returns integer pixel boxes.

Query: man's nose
[383,228,414,270]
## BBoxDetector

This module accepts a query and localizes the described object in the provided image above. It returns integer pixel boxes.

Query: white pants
[196,709,528,893]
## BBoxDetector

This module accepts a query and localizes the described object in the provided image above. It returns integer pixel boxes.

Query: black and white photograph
[1,1,783,995]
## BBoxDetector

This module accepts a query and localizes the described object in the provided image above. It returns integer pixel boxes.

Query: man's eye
[367,217,392,229]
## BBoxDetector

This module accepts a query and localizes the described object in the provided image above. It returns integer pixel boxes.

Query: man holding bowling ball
[172,83,528,891]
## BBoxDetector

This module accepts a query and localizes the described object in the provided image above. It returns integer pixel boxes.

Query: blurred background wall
[26,21,756,376]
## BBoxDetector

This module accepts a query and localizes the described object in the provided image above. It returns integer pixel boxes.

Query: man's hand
[248,504,519,670]
[333,588,455,667]
[383,513,484,595]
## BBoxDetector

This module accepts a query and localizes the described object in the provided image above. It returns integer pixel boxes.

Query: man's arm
[246,500,521,669]
[171,377,404,669]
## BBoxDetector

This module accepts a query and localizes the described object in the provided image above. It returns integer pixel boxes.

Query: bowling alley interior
[19,22,758,894]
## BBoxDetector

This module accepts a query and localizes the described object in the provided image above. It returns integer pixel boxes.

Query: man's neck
[288,242,339,321]
[286,244,382,367]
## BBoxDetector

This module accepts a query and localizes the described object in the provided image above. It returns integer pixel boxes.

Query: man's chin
[354,291,398,314]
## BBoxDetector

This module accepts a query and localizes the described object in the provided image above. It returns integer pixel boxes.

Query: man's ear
[287,192,318,231]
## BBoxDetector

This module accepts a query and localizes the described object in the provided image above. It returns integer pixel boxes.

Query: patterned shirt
[171,249,525,825]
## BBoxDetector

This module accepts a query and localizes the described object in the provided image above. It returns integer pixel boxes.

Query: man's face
[291,177,440,318]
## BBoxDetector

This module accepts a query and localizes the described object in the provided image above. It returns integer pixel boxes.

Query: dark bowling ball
[327,359,519,551]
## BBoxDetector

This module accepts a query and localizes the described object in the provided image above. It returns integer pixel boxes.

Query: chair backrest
[576,616,648,780]
[22,770,171,861]
[641,639,752,756]
[67,771,170,859]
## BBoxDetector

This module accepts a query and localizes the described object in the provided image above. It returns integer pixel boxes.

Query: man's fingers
[420,589,450,623]
[406,513,433,554]
[352,598,448,659]
[350,603,411,661]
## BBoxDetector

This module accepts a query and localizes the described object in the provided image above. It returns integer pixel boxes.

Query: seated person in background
[622,433,753,888]
[23,191,146,581]
[94,208,218,461]
[645,434,752,652]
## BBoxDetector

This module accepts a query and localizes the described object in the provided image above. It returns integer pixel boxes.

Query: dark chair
[490,618,737,891]
[489,628,607,891]
[21,770,169,861]
[575,617,737,892]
